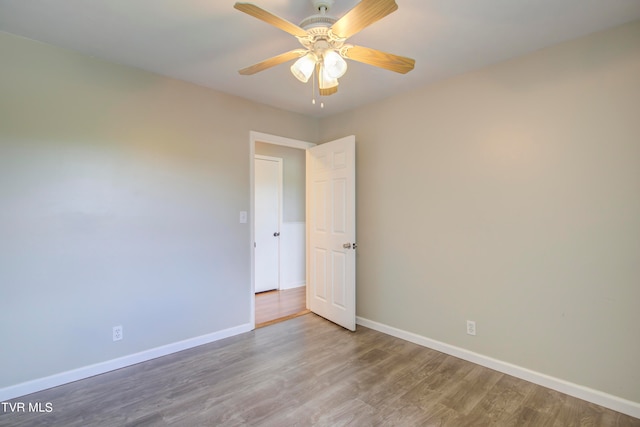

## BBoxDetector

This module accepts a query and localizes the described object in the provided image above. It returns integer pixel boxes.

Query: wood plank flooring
[2,314,638,426]
[255,287,308,328]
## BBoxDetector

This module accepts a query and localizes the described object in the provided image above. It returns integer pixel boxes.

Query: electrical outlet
[466,320,476,336]
[113,325,123,342]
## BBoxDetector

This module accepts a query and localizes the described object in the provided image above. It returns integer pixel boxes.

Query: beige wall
[320,20,640,403]
[0,32,318,388]
[2,18,639,408]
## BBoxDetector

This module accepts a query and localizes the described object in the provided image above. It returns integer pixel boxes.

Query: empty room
[1,0,639,425]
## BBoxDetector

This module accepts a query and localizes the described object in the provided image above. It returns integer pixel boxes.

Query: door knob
[343,243,352,249]
[273,232,280,237]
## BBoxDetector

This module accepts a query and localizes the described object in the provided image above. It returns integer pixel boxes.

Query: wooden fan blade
[239,49,307,75]
[330,0,398,39]
[234,3,308,37]
[342,45,415,74]
[319,85,338,96]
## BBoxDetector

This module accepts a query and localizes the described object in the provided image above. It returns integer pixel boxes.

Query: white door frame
[249,131,315,329]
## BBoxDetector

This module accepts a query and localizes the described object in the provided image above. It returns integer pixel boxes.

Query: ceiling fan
[234,0,415,97]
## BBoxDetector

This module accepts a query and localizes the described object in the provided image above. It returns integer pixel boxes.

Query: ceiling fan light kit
[234,0,415,101]
[319,64,339,94]
[291,53,317,82]
[323,50,348,79]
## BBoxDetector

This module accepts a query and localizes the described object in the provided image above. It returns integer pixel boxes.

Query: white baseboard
[356,317,640,419]
[279,281,306,290]
[0,323,252,402]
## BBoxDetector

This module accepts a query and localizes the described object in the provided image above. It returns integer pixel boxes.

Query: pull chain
[311,65,325,108]
[311,66,316,105]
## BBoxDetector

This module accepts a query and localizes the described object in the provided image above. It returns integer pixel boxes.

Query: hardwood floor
[255,287,308,328]
[2,314,638,426]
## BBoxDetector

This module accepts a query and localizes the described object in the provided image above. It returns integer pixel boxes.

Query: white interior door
[306,135,356,331]
[255,156,282,293]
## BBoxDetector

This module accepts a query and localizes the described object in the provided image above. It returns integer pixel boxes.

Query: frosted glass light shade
[323,50,347,79]
[291,53,317,83]
[319,64,338,89]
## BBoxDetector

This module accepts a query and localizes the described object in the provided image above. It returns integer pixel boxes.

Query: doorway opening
[255,287,310,328]
[250,132,315,328]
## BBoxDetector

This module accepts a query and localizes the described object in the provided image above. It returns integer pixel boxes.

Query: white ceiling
[1,0,640,118]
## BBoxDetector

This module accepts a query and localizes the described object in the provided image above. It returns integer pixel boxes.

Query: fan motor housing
[299,14,337,30]
[301,0,337,29]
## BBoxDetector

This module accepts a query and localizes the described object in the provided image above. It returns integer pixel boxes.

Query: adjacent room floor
[255,286,308,328]
[2,314,638,426]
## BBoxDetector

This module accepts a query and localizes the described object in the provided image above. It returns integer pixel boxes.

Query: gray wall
[255,142,305,222]
[0,32,318,388]
[319,21,640,403]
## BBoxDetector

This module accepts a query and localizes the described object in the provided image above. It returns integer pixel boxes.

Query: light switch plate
[239,211,248,223]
